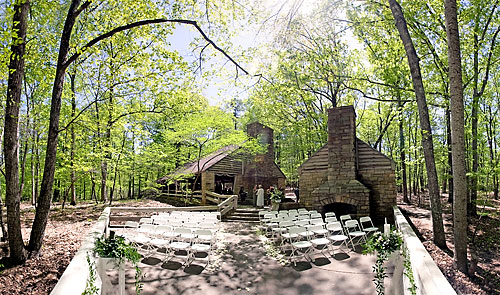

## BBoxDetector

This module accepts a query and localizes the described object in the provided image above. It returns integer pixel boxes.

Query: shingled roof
[156,144,239,184]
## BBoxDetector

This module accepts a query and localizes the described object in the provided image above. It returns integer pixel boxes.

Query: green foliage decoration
[402,246,417,295]
[82,254,99,295]
[93,234,143,295]
[270,188,284,202]
[363,229,403,295]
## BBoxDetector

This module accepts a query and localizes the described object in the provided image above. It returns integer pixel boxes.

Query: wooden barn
[157,122,286,204]
[298,106,397,223]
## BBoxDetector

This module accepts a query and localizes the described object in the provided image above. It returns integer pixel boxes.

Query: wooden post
[201,172,207,205]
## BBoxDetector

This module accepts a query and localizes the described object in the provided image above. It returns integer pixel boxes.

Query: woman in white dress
[256,184,265,208]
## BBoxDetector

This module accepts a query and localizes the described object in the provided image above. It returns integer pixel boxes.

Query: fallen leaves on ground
[399,194,500,295]
[0,199,166,295]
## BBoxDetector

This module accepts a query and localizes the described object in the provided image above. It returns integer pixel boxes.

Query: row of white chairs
[137,211,220,227]
[279,219,375,265]
[259,209,322,222]
[126,219,219,231]
[264,214,381,264]
[278,221,348,265]
[337,215,378,235]
[121,224,215,267]
[155,211,221,219]
[261,214,331,226]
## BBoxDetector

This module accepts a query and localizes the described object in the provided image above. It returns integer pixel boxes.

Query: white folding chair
[339,215,351,225]
[169,228,193,265]
[189,229,213,266]
[149,237,170,260]
[344,220,367,249]
[128,233,155,258]
[326,222,349,254]
[295,220,310,227]
[359,216,378,235]
[124,221,139,228]
[161,225,179,241]
[309,225,331,259]
[310,212,322,220]
[325,212,336,218]
[310,218,326,227]
[298,214,310,220]
[258,211,267,223]
[268,217,282,239]
[139,217,152,224]
[290,227,314,265]
[275,221,294,245]
[310,221,328,236]
[325,216,338,224]
[138,224,156,235]
[281,225,300,252]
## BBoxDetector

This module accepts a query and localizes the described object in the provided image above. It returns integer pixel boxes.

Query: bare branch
[64,18,249,75]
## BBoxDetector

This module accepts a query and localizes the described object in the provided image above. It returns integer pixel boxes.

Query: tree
[388,0,447,249]
[3,0,30,264]
[444,0,468,274]
[2,0,250,262]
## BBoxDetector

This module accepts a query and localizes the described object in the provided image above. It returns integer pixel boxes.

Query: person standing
[238,186,247,203]
[256,185,265,208]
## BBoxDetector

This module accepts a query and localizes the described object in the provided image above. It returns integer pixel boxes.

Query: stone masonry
[298,106,396,223]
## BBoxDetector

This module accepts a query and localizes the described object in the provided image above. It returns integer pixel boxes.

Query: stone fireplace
[298,106,396,223]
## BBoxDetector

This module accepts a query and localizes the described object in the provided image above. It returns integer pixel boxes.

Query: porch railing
[218,194,238,215]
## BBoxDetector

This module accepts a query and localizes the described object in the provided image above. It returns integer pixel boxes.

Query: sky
[166,0,361,106]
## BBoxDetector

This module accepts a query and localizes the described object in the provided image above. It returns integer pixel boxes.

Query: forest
[1,0,499,294]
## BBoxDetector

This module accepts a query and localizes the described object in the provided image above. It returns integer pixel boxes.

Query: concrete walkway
[113,222,389,295]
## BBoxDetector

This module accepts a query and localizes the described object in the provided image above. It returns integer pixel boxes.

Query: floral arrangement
[269,188,284,202]
[363,228,403,295]
[364,230,403,256]
[93,233,143,295]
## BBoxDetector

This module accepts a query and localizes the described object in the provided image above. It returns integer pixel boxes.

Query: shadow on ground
[105,222,384,295]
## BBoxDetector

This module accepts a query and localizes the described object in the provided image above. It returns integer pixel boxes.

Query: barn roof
[156,145,239,184]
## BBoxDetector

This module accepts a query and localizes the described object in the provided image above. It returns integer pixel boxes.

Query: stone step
[222,208,263,222]
[223,215,260,222]
[234,208,262,213]
[224,211,259,217]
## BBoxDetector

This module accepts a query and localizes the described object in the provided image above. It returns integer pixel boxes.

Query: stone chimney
[328,106,357,182]
[246,122,274,158]
[310,106,370,218]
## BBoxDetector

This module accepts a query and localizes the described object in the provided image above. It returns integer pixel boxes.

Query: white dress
[256,188,265,207]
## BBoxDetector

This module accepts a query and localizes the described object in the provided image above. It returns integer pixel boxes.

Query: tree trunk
[28,0,83,255]
[444,0,469,274]
[399,102,409,203]
[19,96,30,201]
[469,24,480,217]
[388,0,447,248]
[0,178,8,242]
[110,132,126,205]
[31,141,36,206]
[4,0,29,264]
[70,72,77,206]
[447,107,454,203]
[91,174,96,202]
[487,105,499,200]
[100,161,108,202]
